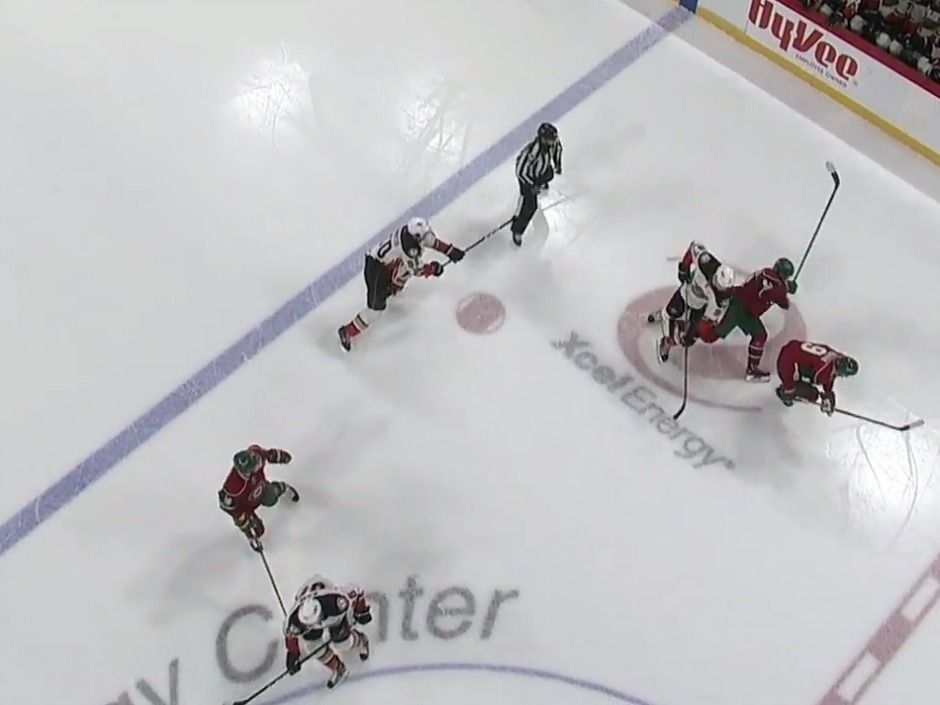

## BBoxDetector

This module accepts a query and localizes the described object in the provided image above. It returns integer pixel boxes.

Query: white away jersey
[682,241,727,320]
[369,226,441,289]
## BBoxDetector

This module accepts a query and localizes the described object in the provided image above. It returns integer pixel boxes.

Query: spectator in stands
[805,0,940,82]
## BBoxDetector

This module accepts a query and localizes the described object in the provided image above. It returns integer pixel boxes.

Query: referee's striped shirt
[515,138,563,186]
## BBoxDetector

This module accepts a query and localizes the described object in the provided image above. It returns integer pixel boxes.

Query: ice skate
[656,336,671,364]
[356,631,370,661]
[338,325,352,352]
[327,661,348,690]
[745,367,770,383]
[284,483,300,502]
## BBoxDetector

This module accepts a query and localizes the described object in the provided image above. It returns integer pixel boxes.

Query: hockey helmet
[835,356,858,377]
[401,217,429,258]
[773,257,795,279]
[297,597,323,627]
[537,122,558,144]
[233,449,262,476]
[406,217,430,238]
[713,265,735,290]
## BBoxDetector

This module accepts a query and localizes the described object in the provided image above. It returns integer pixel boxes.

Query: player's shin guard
[339,309,383,351]
[317,651,348,689]
[745,330,769,381]
[355,630,370,661]
[333,629,369,661]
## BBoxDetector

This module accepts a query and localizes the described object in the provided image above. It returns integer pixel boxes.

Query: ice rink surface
[3,1,940,704]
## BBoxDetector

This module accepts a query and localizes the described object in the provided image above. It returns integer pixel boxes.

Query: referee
[510,122,563,246]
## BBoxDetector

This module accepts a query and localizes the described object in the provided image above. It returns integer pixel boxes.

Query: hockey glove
[775,385,796,407]
[420,261,443,278]
[787,280,798,294]
[351,593,373,624]
[249,537,264,553]
[677,265,692,284]
[820,394,835,416]
[286,650,302,675]
[265,448,292,464]
[447,246,465,263]
[242,513,265,541]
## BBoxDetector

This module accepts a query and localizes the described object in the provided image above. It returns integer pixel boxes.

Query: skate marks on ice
[825,401,940,547]
[0,6,693,559]
[259,661,661,705]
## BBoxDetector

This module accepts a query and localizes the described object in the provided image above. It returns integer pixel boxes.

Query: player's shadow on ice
[127,405,393,622]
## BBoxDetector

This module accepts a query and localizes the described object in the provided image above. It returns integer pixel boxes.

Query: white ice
[2,1,940,705]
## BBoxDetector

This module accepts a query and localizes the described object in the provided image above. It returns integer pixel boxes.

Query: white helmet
[297,597,323,627]
[713,265,734,290]
[294,575,329,602]
[407,217,430,238]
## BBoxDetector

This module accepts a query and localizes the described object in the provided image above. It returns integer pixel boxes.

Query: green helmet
[774,257,795,279]
[233,449,261,475]
[835,356,858,377]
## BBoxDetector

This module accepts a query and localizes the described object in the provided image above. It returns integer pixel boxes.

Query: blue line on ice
[0,6,690,559]
[262,661,662,705]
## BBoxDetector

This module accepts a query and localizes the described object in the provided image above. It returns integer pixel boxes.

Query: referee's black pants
[510,180,540,236]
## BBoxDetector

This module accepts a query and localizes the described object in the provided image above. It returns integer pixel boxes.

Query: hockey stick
[228,645,328,705]
[255,544,287,616]
[673,287,692,420]
[441,191,571,271]
[797,398,924,432]
[440,218,513,271]
[794,161,840,282]
[833,407,924,432]
[464,217,513,254]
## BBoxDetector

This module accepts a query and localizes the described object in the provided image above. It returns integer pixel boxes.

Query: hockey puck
[456,292,506,334]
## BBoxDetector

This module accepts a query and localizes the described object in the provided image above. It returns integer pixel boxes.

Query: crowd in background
[803,0,940,83]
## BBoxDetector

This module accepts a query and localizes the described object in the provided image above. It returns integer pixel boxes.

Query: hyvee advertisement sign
[747,0,860,88]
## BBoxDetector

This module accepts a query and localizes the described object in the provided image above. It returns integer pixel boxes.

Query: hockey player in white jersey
[283,575,373,689]
[650,241,734,363]
[338,216,464,351]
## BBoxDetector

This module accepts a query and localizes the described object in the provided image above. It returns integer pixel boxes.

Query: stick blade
[901,419,925,432]
[825,160,840,186]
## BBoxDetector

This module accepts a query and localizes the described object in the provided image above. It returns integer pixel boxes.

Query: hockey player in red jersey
[696,257,796,382]
[338,216,464,351]
[775,339,858,415]
[218,445,298,550]
[283,574,373,689]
